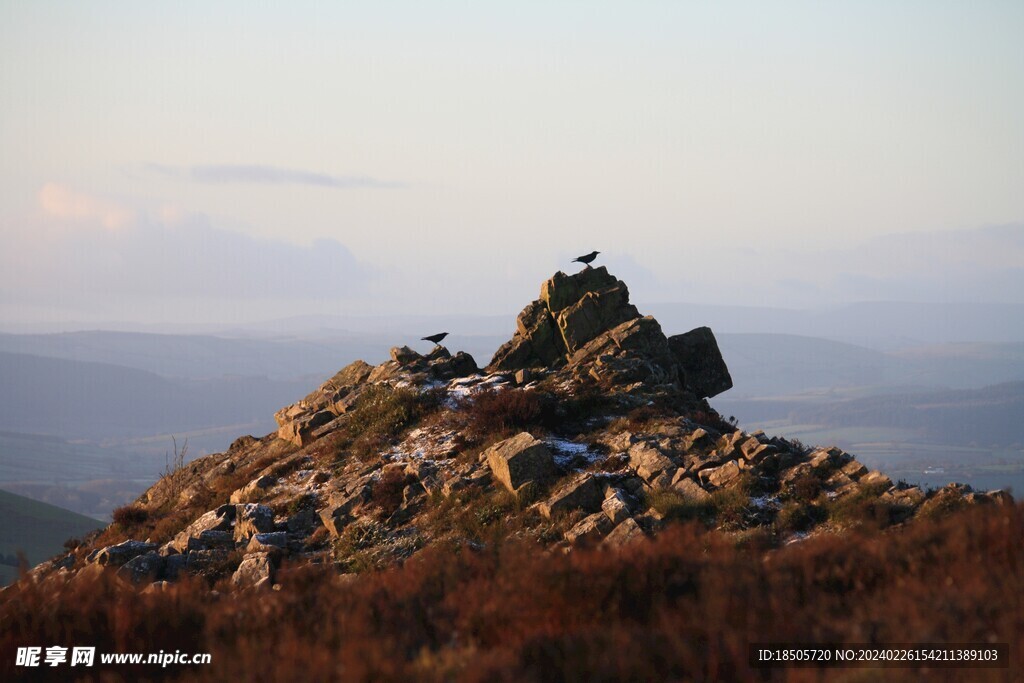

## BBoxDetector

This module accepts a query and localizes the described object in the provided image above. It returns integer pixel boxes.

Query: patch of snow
[385,426,458,462]
[750,495,781,510]
[444,373,511,408]
[545,437,605,468]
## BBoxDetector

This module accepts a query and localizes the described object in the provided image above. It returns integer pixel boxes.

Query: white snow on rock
[545,437,605,468]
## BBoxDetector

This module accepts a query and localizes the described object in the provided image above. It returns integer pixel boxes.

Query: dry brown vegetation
[2,504,1020,682]
[333,385,444,463]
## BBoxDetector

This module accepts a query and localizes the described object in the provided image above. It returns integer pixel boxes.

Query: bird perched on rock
[572,250,600,267]
[421,332,449,345]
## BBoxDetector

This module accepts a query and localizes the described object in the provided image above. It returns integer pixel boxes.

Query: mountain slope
[0,488,104,585]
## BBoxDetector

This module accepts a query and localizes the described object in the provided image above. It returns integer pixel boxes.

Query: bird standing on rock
[572,251,600,267]
[421,332,449,346]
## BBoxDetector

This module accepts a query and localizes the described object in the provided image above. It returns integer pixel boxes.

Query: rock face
[666,327,733,398]
[487,266,730,399]
[275,349,478,446]
[485,432,558,496]
[539,474,604,518]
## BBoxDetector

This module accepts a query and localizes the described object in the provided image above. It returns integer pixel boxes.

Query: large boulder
[564,512,614,545]
[666,327,732,398]
[91,540,159,567]
[232,552,277,588]
[234,504,276,542]
[628,442,676,482]
[116,553,165,584]
[485,432,558,495]
[539,474,604,518]
[171,505,236,552]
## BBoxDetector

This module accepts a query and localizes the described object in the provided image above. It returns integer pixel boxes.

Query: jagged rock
[116,553,165,584]
[882,486,926,508]
[841,460,868,480]
[390,346,420,364]
[738,436,772,463]
[234,504,276,542]
[232,552,276,588]
[570,317,680,387]
[602,489,632,524]
[435,351,480,380]
[985,490,1015,505]
[246,532,288,553]
[286,507,321,536]
[628,442,676,482]
[230,475,279,505]
[186,530,235,552]
[682,427,712,451]
[488,267,644,372]
[541,267,620,312]
[602,517,645,547]
[171,505,237,552]
[539,474,604,518]
[163,554,187,581]
[698,460,741,488]
[91,540,159,567]
[319,485,371,537]
[185,549,229,573]
[564,512,614,545]
[672,476,712,503]
[680,449,725,474]
[666,326,732,398]
[485,432,558,495]
[860,471,893,489]
[556,286,639,354]
[273,360,374,445]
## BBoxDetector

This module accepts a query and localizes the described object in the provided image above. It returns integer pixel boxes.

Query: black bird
[421,332,449,345]
[572,250,600,267]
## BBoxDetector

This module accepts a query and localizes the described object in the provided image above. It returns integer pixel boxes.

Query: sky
[1,1,1023,327]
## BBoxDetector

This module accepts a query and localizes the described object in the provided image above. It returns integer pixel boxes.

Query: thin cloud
[37,183,137,231]
[145,163,405,189]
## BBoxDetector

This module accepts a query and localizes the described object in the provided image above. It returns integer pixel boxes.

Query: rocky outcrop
[487,266,730,399]
[29,265,1015,595]
[275,348,478,446]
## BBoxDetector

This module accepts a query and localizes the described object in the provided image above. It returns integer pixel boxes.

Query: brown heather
[2,503,1021,682]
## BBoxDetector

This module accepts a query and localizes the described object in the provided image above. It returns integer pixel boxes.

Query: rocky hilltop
[27,267,1013,590]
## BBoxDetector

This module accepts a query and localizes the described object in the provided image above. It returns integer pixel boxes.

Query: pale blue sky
[1,1,1022,324]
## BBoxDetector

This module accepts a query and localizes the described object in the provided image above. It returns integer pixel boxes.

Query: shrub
[790,472,824,502]
[775,501,825,533]
[709,486,750,528]
[340,385,441,461]
[646,488,711,524]
[825,483,898,529]
[460,388,545,441]
[111,505,149,529]
[1,504,1021,681]
[370,468,415,518]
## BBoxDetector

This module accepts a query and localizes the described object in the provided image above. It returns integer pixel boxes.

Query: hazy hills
[0,351,310,439]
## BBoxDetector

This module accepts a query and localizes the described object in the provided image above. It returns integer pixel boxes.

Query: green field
[0,488,105,585]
